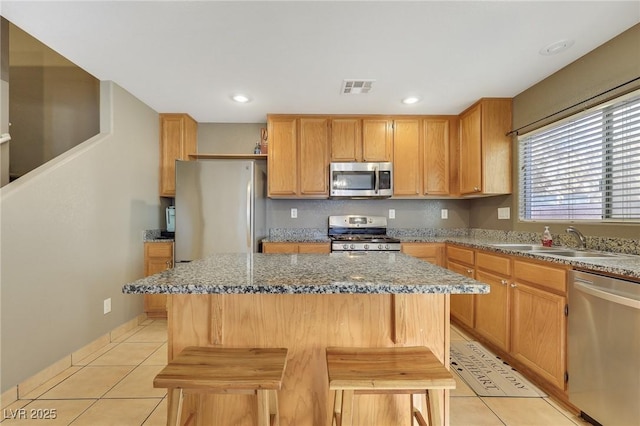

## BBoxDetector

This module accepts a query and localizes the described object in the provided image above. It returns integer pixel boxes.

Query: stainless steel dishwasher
[568,270,640,426]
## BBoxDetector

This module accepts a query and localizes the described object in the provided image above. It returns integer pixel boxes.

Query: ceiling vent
[341,79,375,95]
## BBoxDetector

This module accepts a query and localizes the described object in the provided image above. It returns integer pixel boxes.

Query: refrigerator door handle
[246,178,252,250]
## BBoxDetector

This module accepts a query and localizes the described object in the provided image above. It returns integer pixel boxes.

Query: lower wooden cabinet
[446,244,569,393]
[474,251,511,351]
[400,242,445,266]
[143,241,173,318]
[511,264,567,391]
[446,245,475,328]
[262,242,331,254]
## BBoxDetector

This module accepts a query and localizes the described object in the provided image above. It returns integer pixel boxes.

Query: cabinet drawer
[298,243,330,254]
[476,251,511,276]
[262,242,299,253]
[145,242,173,258]
[513,259,567,294]
[402,243,441,258]
[446,245,474,266]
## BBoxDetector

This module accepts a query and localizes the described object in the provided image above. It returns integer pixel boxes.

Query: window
[519,90,640,222]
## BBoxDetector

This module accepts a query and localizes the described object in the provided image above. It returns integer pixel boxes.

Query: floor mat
[450,341,547,397]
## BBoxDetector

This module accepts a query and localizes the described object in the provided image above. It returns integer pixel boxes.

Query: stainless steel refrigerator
[174,159,266,262]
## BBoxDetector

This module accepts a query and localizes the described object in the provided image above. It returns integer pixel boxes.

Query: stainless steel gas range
[328,215,401,253]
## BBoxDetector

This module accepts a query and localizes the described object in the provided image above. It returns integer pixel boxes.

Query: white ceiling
[2,1,639,123]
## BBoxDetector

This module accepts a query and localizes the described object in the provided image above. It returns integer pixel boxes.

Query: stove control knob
[342,244,349,250]
[350,244,355,250]
[378,244,383,250]
[364,244,369,250]
[385,244,390,250]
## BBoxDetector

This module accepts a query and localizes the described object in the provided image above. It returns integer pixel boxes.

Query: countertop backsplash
[145,227,640,256]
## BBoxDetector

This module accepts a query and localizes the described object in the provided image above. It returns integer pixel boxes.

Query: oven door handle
[374,166,379,194]
[574,279,640,310]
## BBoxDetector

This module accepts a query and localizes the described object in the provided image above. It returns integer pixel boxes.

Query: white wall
[0,81,160,391]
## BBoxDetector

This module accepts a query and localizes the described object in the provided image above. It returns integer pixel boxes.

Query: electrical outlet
[389,209,395,219]
[498,207,511,220]
[103,298,111,315]
[441,209,448,219]
[291,208,298,219]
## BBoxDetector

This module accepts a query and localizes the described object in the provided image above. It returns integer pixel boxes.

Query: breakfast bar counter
[123,253,487,426]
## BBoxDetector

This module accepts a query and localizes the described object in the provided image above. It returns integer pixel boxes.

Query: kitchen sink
[533,250,621,258]
[490,243,625,259]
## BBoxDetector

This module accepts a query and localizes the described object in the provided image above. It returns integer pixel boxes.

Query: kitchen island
[123,253,488,426]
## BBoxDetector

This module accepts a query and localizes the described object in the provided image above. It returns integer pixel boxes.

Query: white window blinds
[519,90,640,221]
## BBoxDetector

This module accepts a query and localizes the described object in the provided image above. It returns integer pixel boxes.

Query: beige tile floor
[1,319,590,425]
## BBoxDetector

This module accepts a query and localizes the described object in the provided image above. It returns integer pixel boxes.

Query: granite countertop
[122,253,488,295]
[443,237,640,280]
[264,230,640,280]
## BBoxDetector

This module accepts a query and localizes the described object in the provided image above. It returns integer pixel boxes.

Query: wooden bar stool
[325,346,456,426]
[154,346,288,426]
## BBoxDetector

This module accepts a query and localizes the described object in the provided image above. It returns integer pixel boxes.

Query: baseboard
[2,314,150,406]
[1,386,18,410]
[18,356,72,399]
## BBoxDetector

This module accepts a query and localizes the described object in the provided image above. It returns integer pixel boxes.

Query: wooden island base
[167,293,451,426]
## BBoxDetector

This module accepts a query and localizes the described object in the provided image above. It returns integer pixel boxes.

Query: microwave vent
[341,79,375,95]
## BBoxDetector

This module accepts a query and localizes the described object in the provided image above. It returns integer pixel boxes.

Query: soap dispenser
[542,226,553,247]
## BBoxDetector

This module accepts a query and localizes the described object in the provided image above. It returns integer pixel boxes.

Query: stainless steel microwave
[329,162,393,198]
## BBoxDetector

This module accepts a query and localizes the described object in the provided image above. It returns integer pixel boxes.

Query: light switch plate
[291,208,298,219]
[498,207,511,219]
[389,209,395,219]
[441,209,448,219]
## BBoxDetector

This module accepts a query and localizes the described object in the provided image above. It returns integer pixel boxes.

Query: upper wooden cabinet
[393,117,453,197]
[267,115,329,198]
[458,98,512,196]
[159,113,197,197]
[392,119,421,196]
[330,118,392,162]
[267,116,298,196]
[423,118,452,195]
[361,118,393,162]
[299,118,330,196]
[330,118,362,161]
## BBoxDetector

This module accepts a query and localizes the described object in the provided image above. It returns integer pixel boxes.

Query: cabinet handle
[510,283,517,288]
[166,260,172,267]
[501,279,508,286]
[474,186,481,192]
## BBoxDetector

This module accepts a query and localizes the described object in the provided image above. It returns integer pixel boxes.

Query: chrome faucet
[566,226,587,250]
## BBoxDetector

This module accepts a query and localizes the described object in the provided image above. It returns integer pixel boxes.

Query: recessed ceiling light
[539,39,575,56]
[232,94,251,103]
[401,96,422,105]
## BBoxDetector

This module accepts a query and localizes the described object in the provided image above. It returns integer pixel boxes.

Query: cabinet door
[393,119,421,196]
[480,99,512,195]
[144,242,173,318]
[299,118,329,196]
[447,261,475,328]
[159,114,197,197]
[144,242,173,276]
[362,119,392,161]
[330,118,361,161]
[423,119,450,195]
[511,282,567,390]
[459,104,482,195]
[268,117,298,196]
[475,270,510,351]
